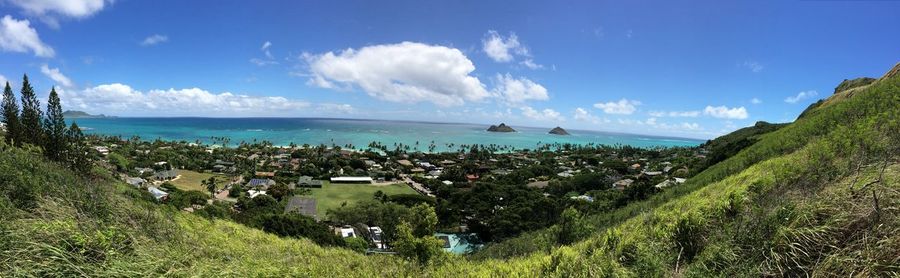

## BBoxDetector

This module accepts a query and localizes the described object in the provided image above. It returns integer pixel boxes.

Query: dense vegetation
[1,63,899,276]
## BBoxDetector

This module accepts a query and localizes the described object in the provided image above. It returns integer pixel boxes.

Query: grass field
[169,170,229,192]
[309,181,417,217]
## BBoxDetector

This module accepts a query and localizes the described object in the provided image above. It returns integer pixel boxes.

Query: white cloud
[8,0,108,18]
[784,90,818,104]
[751,97,762,104]
[492,73,548,105]
[521,106,564,122]
[0,15,55,57]
[647,110,701,117]
[140,34,168,46]
[250,41,278,66]
[40,64,72,88]
[625,117,703,132]
[249,58,278,66]
[704,105,748,119]
[317,103,354,114]
[58,83,312,116]
[519,59,543,70]
[261,41,273,59]
[482,30,529,63]
[593,99,641,115]
[742,61,764,73]
[303,41,490,106]
[680,122,701,130]
[573,107,606,124]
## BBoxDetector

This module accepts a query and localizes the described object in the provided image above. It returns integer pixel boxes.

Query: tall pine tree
[19,74,44,146]
[66,122,90,173]
[1,81,21,146]
[44,87,67,161]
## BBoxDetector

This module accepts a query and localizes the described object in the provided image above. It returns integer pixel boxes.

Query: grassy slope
[2,64,899,276]
[468,66,900,275]
[0,146,420,277]
[309,182,417,216]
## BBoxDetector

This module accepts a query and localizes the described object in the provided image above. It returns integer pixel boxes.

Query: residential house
[330,177,373,184]
[153,169,178,181]
[247,178,275,190]
[148,187,169,201]
[297,176,324,188]
[613,179,634,190]
[126,177,146,187]
[247,189,267,198]
[396,159,413,167]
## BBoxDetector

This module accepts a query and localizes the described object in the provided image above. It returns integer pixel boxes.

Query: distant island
[548,126,570,135]
[63,110,115,118]
[487,123,516,132]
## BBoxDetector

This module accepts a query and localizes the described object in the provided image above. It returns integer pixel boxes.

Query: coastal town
[79,122,713,255]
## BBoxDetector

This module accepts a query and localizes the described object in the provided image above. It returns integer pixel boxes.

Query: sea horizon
[69,117,706,151]
[71,115,711,142]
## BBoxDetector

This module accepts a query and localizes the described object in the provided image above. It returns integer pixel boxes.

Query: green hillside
[2,63,900,276]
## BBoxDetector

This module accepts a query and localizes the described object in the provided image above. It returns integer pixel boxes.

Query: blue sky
[1,0,898,139]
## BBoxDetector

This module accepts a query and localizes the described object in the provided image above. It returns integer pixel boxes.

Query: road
[401,175,435,197]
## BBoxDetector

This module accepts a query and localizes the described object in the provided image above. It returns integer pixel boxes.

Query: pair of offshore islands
[487,123,570,135]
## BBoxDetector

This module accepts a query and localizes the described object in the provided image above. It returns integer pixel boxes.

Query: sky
[0,0,898,139]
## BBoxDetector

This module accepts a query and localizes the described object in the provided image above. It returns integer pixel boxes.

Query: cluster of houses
[124,164,180,202]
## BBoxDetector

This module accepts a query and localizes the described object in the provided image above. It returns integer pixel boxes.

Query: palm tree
[205,177,217,196]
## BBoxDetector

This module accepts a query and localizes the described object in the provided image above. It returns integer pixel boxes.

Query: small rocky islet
[486,123,516,132]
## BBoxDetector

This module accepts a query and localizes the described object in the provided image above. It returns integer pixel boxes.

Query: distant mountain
[487,123,516,132]
[63,110,115,118]
[548,126,570,135]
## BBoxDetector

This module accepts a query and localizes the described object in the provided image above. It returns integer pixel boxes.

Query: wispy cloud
[703,105,748,119]
[140,34,168,46]
[742,60,764,73]
[573,107,607,124]
[40,64,73,88]
[593,99,640,115]
[250,41,278,66]
[482,30,543,70]
[751,97,762,104]
[521,106,564,122]
[784,90,818,104]
[648,110,701,117]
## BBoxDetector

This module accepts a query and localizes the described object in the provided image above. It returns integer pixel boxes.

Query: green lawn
[169,170,229,192]
[309,181,417,217]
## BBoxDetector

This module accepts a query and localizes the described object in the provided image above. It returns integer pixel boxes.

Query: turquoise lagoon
[70,118,705,152]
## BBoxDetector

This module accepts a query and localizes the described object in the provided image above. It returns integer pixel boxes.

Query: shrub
[672,215,706,263]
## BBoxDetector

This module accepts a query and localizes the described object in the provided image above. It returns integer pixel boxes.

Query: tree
[43,87,67,161]
[204,177,218,196]
[1,81,21,146]
[259,213,343,246]
[66,122,90,172]
[393,221,446,266]
[407,203,438,237]
[267,182,292,201]
[556,207,591,245]
[19,75,43,146]
[229,184,243,198]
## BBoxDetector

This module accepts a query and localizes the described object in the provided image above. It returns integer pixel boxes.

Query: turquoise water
[69,118,704,152]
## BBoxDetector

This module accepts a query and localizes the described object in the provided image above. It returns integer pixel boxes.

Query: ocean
[69,118,705,152]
